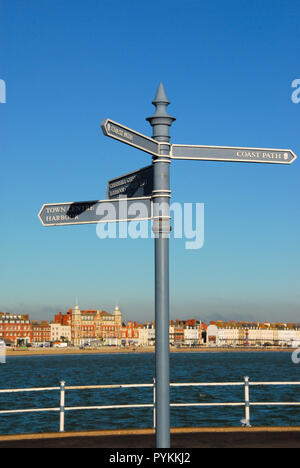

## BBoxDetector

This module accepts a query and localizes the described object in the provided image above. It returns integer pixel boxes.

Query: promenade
[0,427,300,448]
[5,346,296,357]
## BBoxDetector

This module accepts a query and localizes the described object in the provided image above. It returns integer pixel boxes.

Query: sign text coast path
[171,144,297,164]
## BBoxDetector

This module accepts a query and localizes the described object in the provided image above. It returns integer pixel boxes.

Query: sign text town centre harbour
[38,83,297,448]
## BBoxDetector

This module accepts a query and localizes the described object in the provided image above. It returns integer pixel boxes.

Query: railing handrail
[0,378,300,433]
[0,387,60,393]
[1,380,300,393]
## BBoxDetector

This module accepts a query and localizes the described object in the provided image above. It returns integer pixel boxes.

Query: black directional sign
[101,118,160,157]
[107,165,154,199]
[170,144,297,164]
[38,197,152,226]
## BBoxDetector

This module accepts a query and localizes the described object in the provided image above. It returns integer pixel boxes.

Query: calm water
[0,352,300,435]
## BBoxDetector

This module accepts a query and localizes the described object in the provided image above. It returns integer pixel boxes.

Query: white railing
[0,377,300,433]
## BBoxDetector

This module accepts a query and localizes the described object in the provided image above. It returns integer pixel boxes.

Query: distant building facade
[31,321,51,345]
[55,305,123,346]
[207,321,300,347]
[0,312,31,345]
[50,323,71,344]
[2,308,300,349]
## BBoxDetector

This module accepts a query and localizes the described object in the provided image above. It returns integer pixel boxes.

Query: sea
[0,351,300,435]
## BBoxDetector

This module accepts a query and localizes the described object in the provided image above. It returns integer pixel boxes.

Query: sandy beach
[5,346,296,357]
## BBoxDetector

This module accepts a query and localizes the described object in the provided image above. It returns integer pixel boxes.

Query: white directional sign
[101,118,161,156]
[38,197,152,226]
[170,144,297,164]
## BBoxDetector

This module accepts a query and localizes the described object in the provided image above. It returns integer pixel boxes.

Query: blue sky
[0,0,299,322]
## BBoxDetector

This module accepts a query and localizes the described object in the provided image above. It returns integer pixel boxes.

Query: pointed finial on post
[146,83,175,142]
[153,82,170,106]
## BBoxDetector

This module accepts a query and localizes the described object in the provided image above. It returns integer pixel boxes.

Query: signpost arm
[147,83,175,448]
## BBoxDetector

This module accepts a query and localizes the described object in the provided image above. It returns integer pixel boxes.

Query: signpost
[146,84,175,449]
[101,118,161,157]
[170,144,297,164]
[39,82,297,449]
[38,197,152,226]
[107,165,154,199]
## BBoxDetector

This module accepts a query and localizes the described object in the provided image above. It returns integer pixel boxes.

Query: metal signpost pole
[147,83,175,448]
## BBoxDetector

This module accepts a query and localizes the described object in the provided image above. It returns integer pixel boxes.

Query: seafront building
[0,309,300,348]
[207,321,300,347]
[50,323,72,344]
[55,305,123,346]
[0,313,31,345]
[31,321,51,344]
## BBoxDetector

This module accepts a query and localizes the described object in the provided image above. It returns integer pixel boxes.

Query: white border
[170,144,297,165]
[38,197,153,227]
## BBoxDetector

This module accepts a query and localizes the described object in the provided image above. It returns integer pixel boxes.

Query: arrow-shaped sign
[38,197,152,226]
[170,144,297,164]
[107,165,154,199]
[101,118,161,157]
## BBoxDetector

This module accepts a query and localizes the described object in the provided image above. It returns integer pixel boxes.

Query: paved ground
[0,427,300,448]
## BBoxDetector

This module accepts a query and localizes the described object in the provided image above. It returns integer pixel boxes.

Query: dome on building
[72,304,81,315]
[113,305,122,316]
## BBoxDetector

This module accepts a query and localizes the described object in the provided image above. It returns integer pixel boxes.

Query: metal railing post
[244,376,251,427]
[60,381,65,432]
[153,378,156,428]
